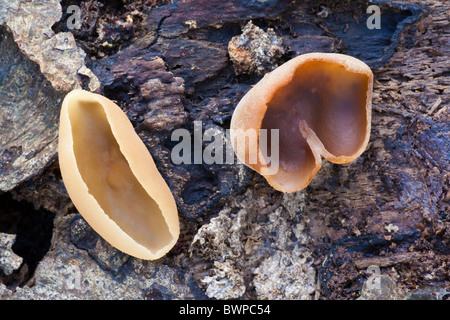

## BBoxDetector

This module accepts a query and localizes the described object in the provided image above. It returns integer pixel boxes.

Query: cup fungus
[230,53,373,193]
[58,89,179,260]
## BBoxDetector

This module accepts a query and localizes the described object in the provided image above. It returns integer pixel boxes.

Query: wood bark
[0,0,448,299]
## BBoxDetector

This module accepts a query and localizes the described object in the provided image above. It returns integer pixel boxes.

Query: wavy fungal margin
[230,53,373,193]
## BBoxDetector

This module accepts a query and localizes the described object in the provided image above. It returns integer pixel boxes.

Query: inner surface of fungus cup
[230,53,373,193]
[59,89,179,260]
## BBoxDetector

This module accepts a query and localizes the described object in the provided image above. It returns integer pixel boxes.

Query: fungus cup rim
[230,53,373,193]
[58,89,180,260]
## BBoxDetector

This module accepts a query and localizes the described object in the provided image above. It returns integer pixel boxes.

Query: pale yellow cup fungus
[230,53,373,193]
[59,89,179,260]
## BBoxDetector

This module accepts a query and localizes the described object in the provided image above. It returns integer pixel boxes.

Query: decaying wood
[0,0,448,300]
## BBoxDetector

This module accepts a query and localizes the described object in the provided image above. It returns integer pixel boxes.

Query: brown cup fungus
[230,53,373,193]
[58,89,179,260]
